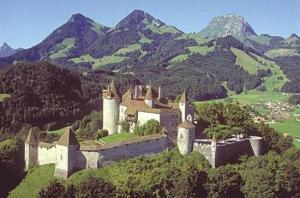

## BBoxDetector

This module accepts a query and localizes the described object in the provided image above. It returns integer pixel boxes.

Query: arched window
[187,114,192,122]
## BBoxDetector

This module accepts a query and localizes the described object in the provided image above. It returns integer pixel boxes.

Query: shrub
[97,129,109,139]
[120,121,130,132]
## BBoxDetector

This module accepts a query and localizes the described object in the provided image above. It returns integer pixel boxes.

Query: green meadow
[0,93,10,102]
[99,133,138,144]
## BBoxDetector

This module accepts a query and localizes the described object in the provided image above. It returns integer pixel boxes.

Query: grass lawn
[99,133,138,144]
[269,119,300,138]
[47,127,69,136]
[49,38,75,59]
[9,164,55,198]
[188,45,215,55]
[0,93,10,102]
[269,119,300,148]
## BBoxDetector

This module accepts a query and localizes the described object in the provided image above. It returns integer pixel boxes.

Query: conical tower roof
[25,128,38,144]
[145,86,154,100]
[57,127,79,146]
[109,80,121,99]
[180,90,188,103]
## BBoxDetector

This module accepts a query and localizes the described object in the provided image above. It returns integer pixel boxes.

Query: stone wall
[193,137,262,168]
[75,135,170,170]
[37,143,56,165]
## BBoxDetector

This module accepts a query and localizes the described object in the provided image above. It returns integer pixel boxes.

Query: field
[115,44,142,55]
[71,54,126,69]
[195,90,289,105]
[168,54,189,65]
[188,45,215,55]
[99,133,138,144]
[269,119,300,138]
[9,164,56,198]
[265,48,300,58]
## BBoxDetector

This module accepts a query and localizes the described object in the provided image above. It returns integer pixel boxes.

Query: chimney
[158,86,161,100]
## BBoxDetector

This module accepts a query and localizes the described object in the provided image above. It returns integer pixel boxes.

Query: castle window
[180,134,184,139]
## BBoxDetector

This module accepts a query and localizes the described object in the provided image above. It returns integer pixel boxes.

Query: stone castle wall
[37,143,56,165]
[75,135,170,170]
[31,135,170,177]
[193,137,262,167]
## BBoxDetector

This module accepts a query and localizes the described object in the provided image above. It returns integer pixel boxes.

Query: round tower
[103,80,121,135]
[54,127,79,178]
[179,90,188,122]
[249,136,263,156]
[177,120,195,155]
[25,128,39,170]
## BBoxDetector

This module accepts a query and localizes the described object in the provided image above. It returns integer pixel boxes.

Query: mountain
[0,43,22,57]
[0,13,110,67]
[116,10,182,34]
[199,14,257,40]
[0,10,299,97]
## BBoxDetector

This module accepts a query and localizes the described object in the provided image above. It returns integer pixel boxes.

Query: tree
[75,177,116,198]
[176,165,207,198]
[38,180,68,198]
[208,166,244,198]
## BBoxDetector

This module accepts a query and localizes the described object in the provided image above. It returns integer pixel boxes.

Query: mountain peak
[68,13,92,23]
[200,13,256,40]
[116,9,157,29]
[0,42,20,58]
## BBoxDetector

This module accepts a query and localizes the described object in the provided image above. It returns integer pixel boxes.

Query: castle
[102,80,195,138]
[24,80,263,178]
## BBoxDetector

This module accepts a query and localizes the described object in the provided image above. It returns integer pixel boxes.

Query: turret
[211,134,218,168]
[25,128,38,170]
[177,120,195,155]
[54,127,79,178]
[179,90,188,122]
[103,80,121,134]
[145,86,154,108]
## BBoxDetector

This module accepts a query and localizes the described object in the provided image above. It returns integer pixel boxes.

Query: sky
[1,0,300,48]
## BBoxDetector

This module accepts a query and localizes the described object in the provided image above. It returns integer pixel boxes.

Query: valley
[1,8,300,198]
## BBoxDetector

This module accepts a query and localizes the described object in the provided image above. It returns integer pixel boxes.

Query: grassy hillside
[99,133,138,144]
[265,48,300,58]
[250,53,288,91]
[49,38,75,60]
[188,45,215,55]
[0,93,10,102]
[71,54,126,69]
[9,165,55,198]
[10,150,209,197]
[115,43,142,55]
[231,47,266,74]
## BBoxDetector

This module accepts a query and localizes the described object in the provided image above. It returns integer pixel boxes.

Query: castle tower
[145,86,154,107]
[25,128,38,170]
[103,80,121,135]
[177,121,195,155]
[211,134,218,168]
[54,127,79,178]
[179,90,188,122]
